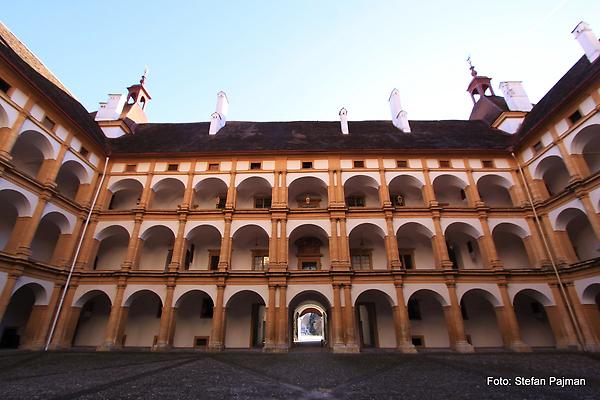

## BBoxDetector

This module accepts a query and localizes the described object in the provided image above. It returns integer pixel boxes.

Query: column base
[583,342,600,352]
[453,341,475,353]
[207,343,224,352]
[344,343,360,353]
[153,343,172,351]
[96,342,122,352]
[507,340,531,353]
[397,341,418,354]
[332,343,360,353]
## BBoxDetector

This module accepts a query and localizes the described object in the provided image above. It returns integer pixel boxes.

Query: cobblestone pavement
[0,351,598,399]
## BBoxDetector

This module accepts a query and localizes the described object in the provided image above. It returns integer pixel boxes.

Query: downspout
[511,152,586,351]
[44,155,110,351]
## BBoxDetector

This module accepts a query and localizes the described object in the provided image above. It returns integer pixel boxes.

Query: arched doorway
[224,290,266,349]
[71,291,112,347]
[513,290,556,348]
[0,283,47,348]
[122,290,163,348]
[173,290,214,348]
[406,289,450,349]
[460,289,503,348]
[355,290,396,349]
[288,291,331,350]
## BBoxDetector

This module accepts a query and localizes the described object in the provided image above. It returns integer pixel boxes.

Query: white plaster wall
[173,286,217,306]
[96,236,128,270]
[0,178,38,216]
[41,203,76,234]
[19,119,59,158]
[184,221,224,237]
[12,276,52,305]
[0,97,19,127]
[231,220,271,237]
[73,285,116,307]
[173,292,213,348]
[351,285,396,306]
[72,296,110,347]
[287,220,330,237]
[356,291,396,348]
[507,284,554,306]
[123,286,166,307]
[286,285,333,307]
[9,88,28,108]
[547,200,587,230]
[462,297,503,347]
[341,171,380,185]
[408,294,450,348]
[384,171,425,186]
[124,294,161,347]
[514,298,556,347]
[225,294,265,349]
[456,284,502,306]
[287,172,329,186]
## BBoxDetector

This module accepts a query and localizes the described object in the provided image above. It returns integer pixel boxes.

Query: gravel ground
[0,351,598,399]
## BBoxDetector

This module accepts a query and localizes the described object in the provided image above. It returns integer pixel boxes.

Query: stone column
[155,284,175,349]
[422,167,437,205]
[276,285,288,351]
[338,219,350,267]
[385,216,401,269]
[278,219,288,268]
[98,283,126,351]
[565,283,600,352]
[48,283,79,349]
[378,168,391,208]
[393,284,417,353]
[264,285,277,351]
[208,284,225,351]
[576,191,600,242]
[15,192,51,258]
[168,216,187,271]
[509,170,527,206]
[218,216,232,271]
[0,106,31,160]
[343,284,358,352]
[181,168,195,209]
[524,217,549,267]
[74,218,99,270]
[225,171,236,208]
[269,220,278,268]
[496,283,530,352]
[547,284,579,350]
[39,140,71,186]
[122,215,143,271]
[0,272,20,322]
[331,284,345,351]
[465,169,481,207]
[432,215,452,269]
[478,215,502,269]
[22,283,61,350]
[444,283,474,352]
[329,218,339,265]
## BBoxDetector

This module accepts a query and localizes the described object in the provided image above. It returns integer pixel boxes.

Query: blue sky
[3,1,600,123]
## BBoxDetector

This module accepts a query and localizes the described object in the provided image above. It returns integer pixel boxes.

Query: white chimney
[95,93,125,121]
[572,21,600,62]
[208,91,229,135]
[388,89,411,132]
[339,107,349,134]
[499,81,533,112]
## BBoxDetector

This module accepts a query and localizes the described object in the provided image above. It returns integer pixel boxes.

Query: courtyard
[0,351,598,399]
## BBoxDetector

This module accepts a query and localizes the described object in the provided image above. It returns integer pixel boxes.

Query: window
[200,299,213,318]
[209,250,220,270]
[301,261,318,270]
[302,161,313,169]
[353,160,365,168]
[184,244,195,270]
[481,160,494,168]
[568,110,582,125]
[250,162,262,170]
[167,163,179,171]
[532,141,543,153]
[215,196,226,209]
[351,251,371,270]
[80,147,89,158]
[411,336,424,347]
[399,251,414,269]
[396,160,408,168]
[346,195,365,207]
[252,250,269,270]
[208,163,219,171]
[439,160,451,168]
[0,77,10,93]
[391,193,405,206]
[125,164,137,172]
[194,336,209,348]
[42,116,55,130]
[408,299,421,320]
[254,196,272,209]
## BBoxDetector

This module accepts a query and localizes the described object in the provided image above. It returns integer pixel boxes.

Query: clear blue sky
[3,1,600,123]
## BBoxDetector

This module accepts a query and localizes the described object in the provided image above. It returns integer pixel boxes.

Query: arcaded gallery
[0,20,599,354]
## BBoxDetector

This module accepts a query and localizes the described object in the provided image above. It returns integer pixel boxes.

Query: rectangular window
[396,160,408,168]
[439,160,451,168]
[346,195,365,207]
[42,116,55,130]
[408,299,421,320]
[399,252,414,269]
[254,196,272,209]
[0,77,11,93]
[250,162,262,170]
[411,336,424,347]
[208,163,219,171]
[301,261,318,271]
[253,254,269,270]
[481,160,494,168]
[568,110,582,125]
[532,141,543,153]
[80,147,89,158]
[125,164,137,172]
[391,194,405,206]
[215,196,226,209]
[351,253,371,270]
[194,336,209,348]
[167,163,179,171]
[302,161,313,169]
[184,244,195,270]
[209,250,220,270]
[353,160,365,168]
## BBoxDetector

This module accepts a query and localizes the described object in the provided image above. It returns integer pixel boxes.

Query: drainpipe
[44,156,110,351]
[511,152,586,351]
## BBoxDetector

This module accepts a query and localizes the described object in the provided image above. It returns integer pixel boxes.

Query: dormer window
[250,162,262,170]
[302,161,313,169]
[167,163,179,172]
[353,160,365,168]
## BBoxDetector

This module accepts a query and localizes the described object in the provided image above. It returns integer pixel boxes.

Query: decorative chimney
[95,93,125,121]
[388,89,411,133]
[498,81,532,112]
[339,107,349,134]
[209,91,229,135]
[572,21,600,63]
